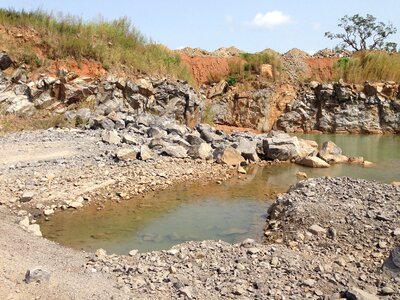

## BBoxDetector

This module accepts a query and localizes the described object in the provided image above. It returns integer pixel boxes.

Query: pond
[41,134,400,254]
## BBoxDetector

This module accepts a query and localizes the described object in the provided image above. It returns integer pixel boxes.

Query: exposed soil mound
[181,54,236,85]
[305,57,338,82]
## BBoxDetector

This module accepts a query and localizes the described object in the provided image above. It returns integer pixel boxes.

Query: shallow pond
[41,134,400,254]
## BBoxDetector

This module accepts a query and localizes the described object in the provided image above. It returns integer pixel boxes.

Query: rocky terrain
[277,80,400,134]
[82,177,400,299]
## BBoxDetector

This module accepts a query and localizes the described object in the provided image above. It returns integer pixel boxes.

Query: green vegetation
[0,9,193,84]
[334,51,400,82]
[224,52,282,85]
[201,103,215,126]
[0,113,67,135]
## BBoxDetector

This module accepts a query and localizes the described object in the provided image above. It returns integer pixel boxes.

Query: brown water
[41,134,400,254]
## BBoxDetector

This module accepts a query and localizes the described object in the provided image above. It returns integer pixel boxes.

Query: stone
[263,132,301,161]
[302,279,316,287]
[391,247,400,268]
[296,156,330,168]
[391,181,400,187]
[214,146,245,166]
[381,286,395,295]
[95,248,107,257]
[129,249,138,256]
[136,78,154,97]
[0,52,13,70]
[188,143,213,160]
[238,166,247,174]
[43,209,54,216]
[116,148,137,161]
[101,130,121,144]
[318,141,348,164]
[19,216,30,228]
[349,156,364,164]
[344,286,379,300]
[208,80,228,98]
[296,171,307,179]
[179,286,193,299]
[308,224,327,236]
[363,161,374,167]
[163,144,188,158]
[20,191,34,202]
[69,201,83,209]
[235,138,260,162]
[140,145,153,161]
[122,134,139,145]
[25,267,50,283]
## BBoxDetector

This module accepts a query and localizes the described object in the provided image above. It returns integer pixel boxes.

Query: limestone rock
[208,80,228,98]
[188,143,213,160]
[116,148,138,161]
[20,191,34,202]
[263,132,301,161]
[296,156,330,168]
[343,286,379,300]
[101,130,121,144]
[163,144,188,158]
[214,146,244,166]
[140,145,153,161]
[319,141,348,164]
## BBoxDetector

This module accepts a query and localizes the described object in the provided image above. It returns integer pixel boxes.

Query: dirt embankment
[181,54,237,86]
[305,57,338,82]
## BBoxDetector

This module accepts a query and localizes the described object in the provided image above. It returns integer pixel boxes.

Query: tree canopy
[325,14,397,52]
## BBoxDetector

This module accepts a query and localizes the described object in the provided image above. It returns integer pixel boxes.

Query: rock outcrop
[276,81,400,134]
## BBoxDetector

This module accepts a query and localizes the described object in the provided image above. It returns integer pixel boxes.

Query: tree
[325,14,397,52]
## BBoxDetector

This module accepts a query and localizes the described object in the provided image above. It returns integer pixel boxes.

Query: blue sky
[1,0,400,53]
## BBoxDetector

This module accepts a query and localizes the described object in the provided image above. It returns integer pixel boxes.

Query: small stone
[101,130,121,144]
[247,247,260,255]
[381,286,395,295]
[69,201,83,209]
[237,166,247,174]
[20,191,34,202]
[394,228,400,236]
[43,209,54,216]
[378,241,387,249]
[271,256,279,266]
[27,224,42,237]
[296,171,308,179]
[116,148,137,161]
[308,224,327,236]
[169,266,177,273]
[128,249,138,256]
[19,216,30,228]
[95,248,107,257]
[179,286,192,299]
[167,249,179,255]
[303,279,316,287]
[25,267,50,283]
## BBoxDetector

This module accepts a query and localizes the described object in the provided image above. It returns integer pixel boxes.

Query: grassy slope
[0,9,194,84]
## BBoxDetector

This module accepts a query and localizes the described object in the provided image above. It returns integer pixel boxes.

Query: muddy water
[41,134,400,254]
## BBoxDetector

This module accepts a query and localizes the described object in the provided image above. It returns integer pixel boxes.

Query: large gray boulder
[163,144,188,158]
[263,131,300,161]
[234,137,260,162]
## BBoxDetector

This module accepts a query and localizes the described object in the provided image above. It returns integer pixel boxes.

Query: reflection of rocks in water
[141,233,163,243]
[90,234,110,240]
[166,232,196,242]
[219,228,248,237]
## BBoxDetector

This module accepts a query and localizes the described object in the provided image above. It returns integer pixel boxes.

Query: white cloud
[175,46,186,50]
[249,11,292,29]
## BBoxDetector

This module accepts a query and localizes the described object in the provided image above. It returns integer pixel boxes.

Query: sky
[1,0,400,54]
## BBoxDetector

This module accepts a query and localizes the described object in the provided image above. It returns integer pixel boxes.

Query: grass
[201,103,215,126]
[333,51,400,83]
[0,8,194,85]
[0,113,68,135]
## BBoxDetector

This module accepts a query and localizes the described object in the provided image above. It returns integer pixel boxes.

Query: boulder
[188,143,213,160]
[214,146,245,166]
[0,52,13,70]
[263,132,301,161]
[101,130,121,144]
[318,141,348,163]
[116,148,138,161]
[208,80,228,98]
[163,144,188,158]
[343,286,379,300]
[137,78,154,97]
[297,138,318,158]
[296,156,330,168]
[25,267,50,283]
[122,134,140,145]
[235,138,260,162]
[20,191,34,202]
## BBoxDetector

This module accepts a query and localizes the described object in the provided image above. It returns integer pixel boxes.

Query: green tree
[325,14,397,52]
